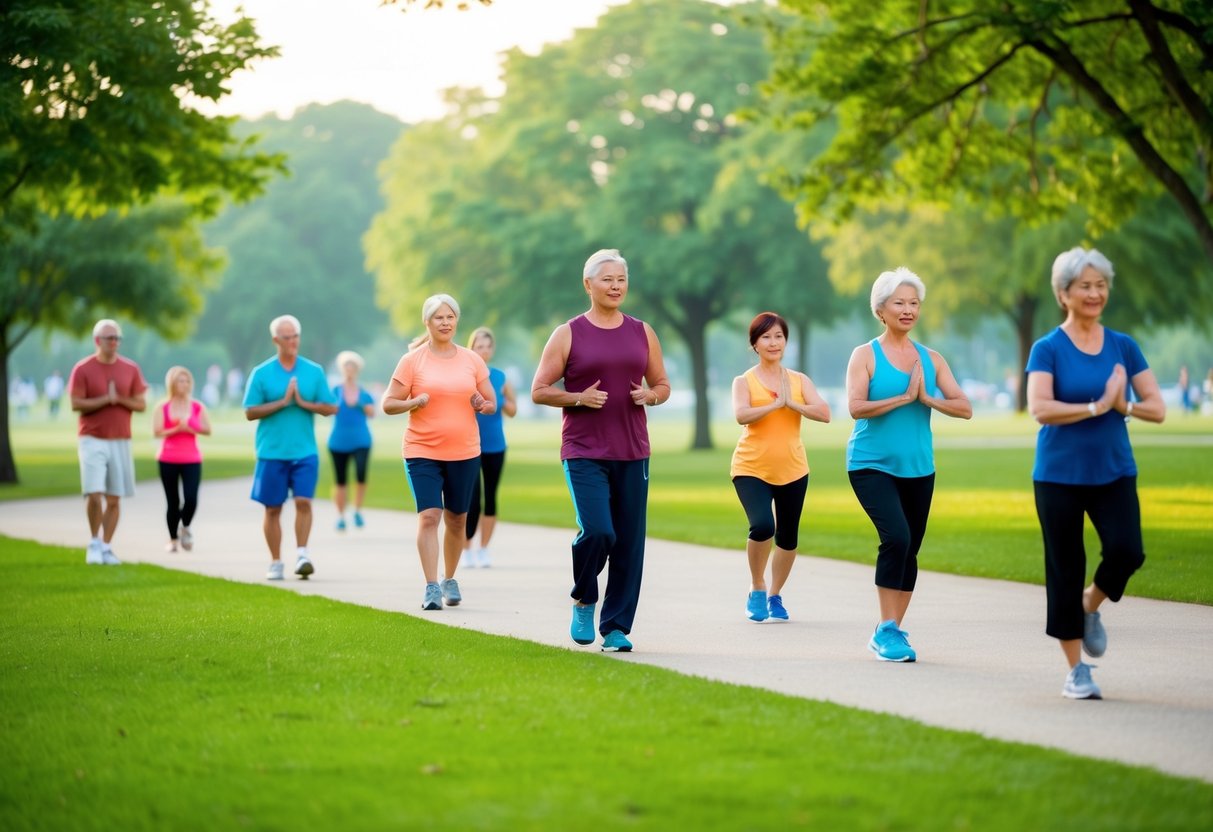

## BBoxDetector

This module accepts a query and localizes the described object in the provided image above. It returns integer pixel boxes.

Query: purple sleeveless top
[561,313,651,461]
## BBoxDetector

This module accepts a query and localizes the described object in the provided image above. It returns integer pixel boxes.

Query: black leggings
[732,475,809,551]
[848,468,935,592]
[466,451,506,539]
[159,461,201,539]
[1034,477,1145,641]
[330,447,370,486]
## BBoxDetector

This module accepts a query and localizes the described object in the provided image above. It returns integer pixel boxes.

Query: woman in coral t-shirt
[152,366,212,552]
[382,294,496,613]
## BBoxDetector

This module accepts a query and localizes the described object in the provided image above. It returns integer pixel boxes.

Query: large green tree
[368,0,839,449]
[201,102,403,371]
[0,205,223,481]
[0,0,281,483]
[761,1,1213,265]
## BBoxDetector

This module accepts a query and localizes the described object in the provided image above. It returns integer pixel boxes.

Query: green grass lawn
[2,537,1210,831]
[6,409,1212,603]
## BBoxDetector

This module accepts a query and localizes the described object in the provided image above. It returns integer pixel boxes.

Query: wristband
[1087,401,1097,417]
[1125,401,1134,423]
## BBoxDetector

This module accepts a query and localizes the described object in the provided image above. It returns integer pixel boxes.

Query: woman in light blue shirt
[845,268,971,663]
[1026,247,1164,701]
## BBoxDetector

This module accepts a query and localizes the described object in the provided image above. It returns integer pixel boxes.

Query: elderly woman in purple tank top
[531,248,671,653]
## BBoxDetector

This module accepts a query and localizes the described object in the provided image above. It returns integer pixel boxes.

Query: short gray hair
[335,350,364,371]
[269,314,301,337]
[93,318,121,338]
[583,248,627,280]
[1051,247,1114,307]
[421,293,460,322]
[870,267,926,320]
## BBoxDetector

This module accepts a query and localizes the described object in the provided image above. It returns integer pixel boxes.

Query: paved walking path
[3,477,1210,782]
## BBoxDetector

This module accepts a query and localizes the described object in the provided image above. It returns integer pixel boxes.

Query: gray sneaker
[422,583,442,610]
[441,578,462,606]
[1082,610,1106,658]
[294,554,314,578]
[266,561,285,581]
[1063,662,1102,700]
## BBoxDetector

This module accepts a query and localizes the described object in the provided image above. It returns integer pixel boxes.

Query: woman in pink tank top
[152,366,211,552]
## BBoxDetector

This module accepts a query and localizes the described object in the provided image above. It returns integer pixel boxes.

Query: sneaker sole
[444,598,461,607]
[1063,689,1103,700]
[867,640,915,662]
[422,601,441,611]
[767,614,789,622]
[572,636,595,645]
[601,644,632,653]
[295,563,314,577]
[747,612,769,622]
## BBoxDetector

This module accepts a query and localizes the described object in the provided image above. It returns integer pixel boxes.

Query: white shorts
[79,437,136,498]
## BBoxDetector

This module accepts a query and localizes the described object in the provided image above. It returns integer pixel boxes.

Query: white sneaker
[85,540,104,565]
[266,561,285,580]
[101,548,121,566]
[462,548,479,569]
[478,546,492,568]
[180,526,194,551]
[294,554,314,578]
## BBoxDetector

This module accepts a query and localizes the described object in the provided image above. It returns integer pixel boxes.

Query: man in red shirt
[69,319,148,565]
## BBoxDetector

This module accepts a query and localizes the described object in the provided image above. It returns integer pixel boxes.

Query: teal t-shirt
[243,355,336,460]
[846,339,937,478]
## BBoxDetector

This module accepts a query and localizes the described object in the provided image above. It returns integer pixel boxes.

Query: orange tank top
[729,368,809,485]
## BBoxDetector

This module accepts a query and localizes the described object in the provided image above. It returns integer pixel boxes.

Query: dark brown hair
[748,312,788,349]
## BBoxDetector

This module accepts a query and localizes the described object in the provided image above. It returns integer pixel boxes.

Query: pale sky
[203,0,629,124]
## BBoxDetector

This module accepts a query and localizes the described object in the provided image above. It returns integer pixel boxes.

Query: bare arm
[500,381,518,418]
[788,372,831,424]
[1122,369,1165,423]
[194,403,213,436]
[1027,366,1125,425]
[246,378,295,422]
[919,350,972,420]
[152,403,168,437]
[732,373,783,425]
[846,345,918,420]
[531,324,578,408]
[381,371,428,416]
[471,376,497,416]
[630,322,671,406]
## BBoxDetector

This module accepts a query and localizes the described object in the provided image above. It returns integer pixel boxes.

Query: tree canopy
[760,1,1213,265]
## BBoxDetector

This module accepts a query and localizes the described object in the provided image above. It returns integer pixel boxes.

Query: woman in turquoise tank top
[845,268,971,663]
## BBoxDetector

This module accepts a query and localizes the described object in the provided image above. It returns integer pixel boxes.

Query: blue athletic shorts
[251,455,320,506]
[404,456,480,514]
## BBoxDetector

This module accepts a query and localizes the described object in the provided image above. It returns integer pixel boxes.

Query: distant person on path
[69,319,148,565]
[328,350,375,531]
[845,268,971,662]
[1026,247,1165,701]
[731,311,831,623]
[463,326,517,568]
[44,369,65,418]
[382,294,496,611]
[153,366,211,552]
[243,315,337,581]
[1178,365,1191,413]
[531,249,671,653]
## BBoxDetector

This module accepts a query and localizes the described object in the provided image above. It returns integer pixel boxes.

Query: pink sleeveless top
[158,400,203,464]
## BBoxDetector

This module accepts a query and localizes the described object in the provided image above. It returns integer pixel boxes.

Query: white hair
[1051,247,1115,307]
[870,267,926,320]
[335,350,364,371]
[409,294,461,350]
[93,318,121,338]
[269,314,301,337]
[583,248,628,280]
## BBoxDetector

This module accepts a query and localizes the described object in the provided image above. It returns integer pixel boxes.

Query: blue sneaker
[601,630,633,652]
[336,516,347,531]
[441,578,462,606]
[1082,610,1106,658]
[868,619,915,662]
[767,594,789,621]
[1063,662,1102,700]
[570,603,596,645]
[354,511,365,528]
[422,583,442,611]
[898,627,918,662]
[746,590,769,622]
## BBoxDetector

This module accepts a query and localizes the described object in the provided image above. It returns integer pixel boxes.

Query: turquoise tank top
[846,338,936,478]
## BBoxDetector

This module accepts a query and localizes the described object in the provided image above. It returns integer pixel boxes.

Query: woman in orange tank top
[730,312,830,623]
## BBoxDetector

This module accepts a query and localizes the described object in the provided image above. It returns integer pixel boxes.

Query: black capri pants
[466,450,506,539]
[158,461,201,539]
[330,447,370,486]
[1034,476,1145,641]
[732,474,809,551]
[848,468,935,592]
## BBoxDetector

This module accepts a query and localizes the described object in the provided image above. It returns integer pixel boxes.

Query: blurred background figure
[153,366,212,552]
[328,350,375,531]
[463,326,517,568]
[43,369,65,419]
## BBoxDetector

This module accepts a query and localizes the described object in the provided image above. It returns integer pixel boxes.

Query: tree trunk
[0,329,18,483]
[685,318,713,450]
[796,319,811,374]
[1011,294,1041,413]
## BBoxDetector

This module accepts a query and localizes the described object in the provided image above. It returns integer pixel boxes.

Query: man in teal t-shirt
[243,315,338,581]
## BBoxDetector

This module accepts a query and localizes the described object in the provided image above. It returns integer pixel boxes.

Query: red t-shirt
[68,355,148,439]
